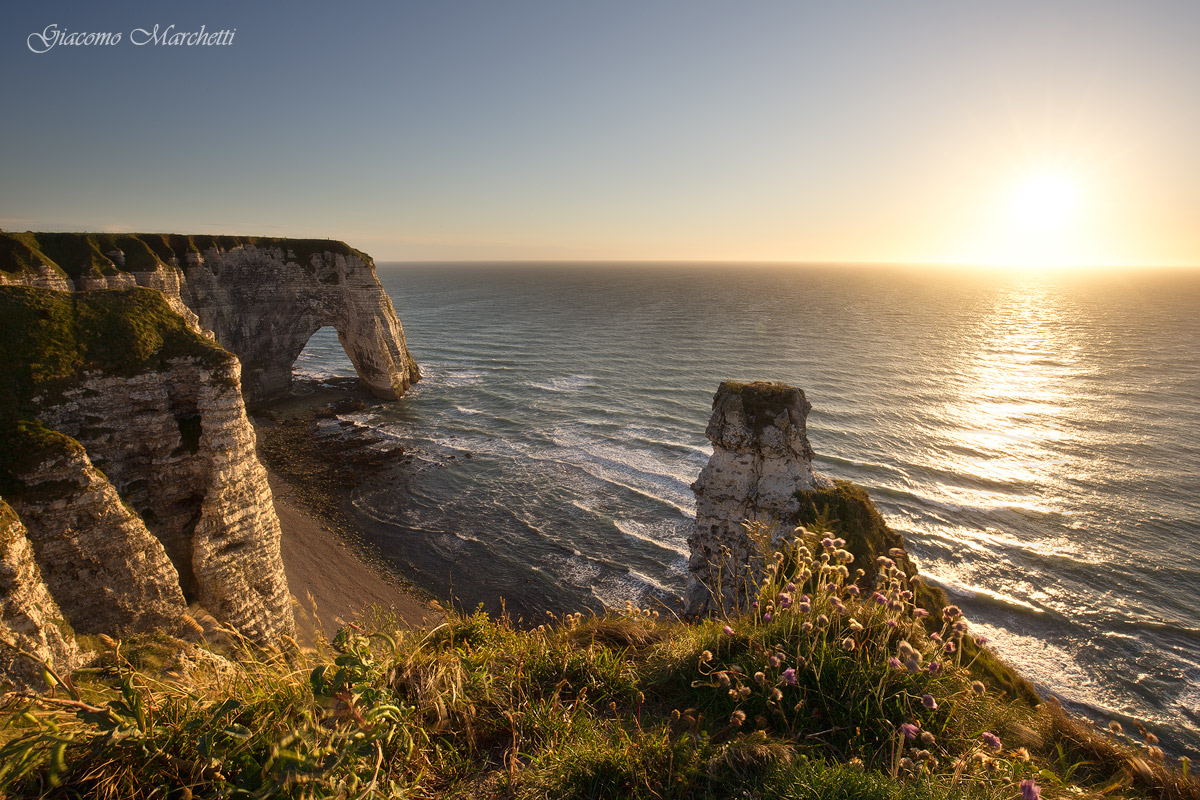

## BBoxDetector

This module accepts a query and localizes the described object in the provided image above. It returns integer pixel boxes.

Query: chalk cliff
[0,287,294,676]
[0,232,420,404]
[684,382,831,614]
[0,498,81,689]
[685,381,941,618]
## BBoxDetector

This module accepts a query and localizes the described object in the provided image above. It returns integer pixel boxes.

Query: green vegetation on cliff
[0,232,369,281]
[1,523,1192,800]
[0,286,230,495]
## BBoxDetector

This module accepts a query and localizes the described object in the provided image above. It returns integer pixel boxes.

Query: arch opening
[292,326,356,385]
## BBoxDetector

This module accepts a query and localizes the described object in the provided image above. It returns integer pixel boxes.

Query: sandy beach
[270,470,442,642]
[251,382,442,642]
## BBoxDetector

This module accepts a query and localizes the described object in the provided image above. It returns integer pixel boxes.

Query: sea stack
[684,381,830,615]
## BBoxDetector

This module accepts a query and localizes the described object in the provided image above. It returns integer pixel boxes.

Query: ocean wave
[919,573,1046,614]
[612,518,690,560]
[526,375,597,392]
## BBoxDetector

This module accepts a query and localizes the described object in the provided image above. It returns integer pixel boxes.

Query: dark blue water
[295,263,1200,754]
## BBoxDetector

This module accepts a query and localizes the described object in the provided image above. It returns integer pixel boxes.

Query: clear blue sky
[4,1,1199,265]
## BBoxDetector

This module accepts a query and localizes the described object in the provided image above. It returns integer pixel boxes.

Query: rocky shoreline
[251,377,441,637]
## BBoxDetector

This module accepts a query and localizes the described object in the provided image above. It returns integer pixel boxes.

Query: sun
[1008,172,1079,231]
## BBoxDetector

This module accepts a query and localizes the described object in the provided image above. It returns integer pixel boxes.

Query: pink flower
[873,592,888,606]
[921,694,937,710]
[786,582,797,592]
[888,657,903,670]
[901,722,920,740]
[723,625,734,636]
[913,608,929,618]
[1020,780,1040,800]
[981,731,1002,751]
[782,667,797,685]
[763,612,772,622]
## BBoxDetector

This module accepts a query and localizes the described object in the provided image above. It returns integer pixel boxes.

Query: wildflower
[754,671,766,685]
[768,654,780,668]
[816,614,829,627]
[1013,747,1031,762]
[898,640,916,657]
[763,612,772,622]
[899,757,914,772]
[701,650,713,663]
[1109,720,1123,736]
[718,673,731,688]
[900,590,913,600]
[834,537,846,548]
[770,688,783,702]
[889,657,904,670]
[786,581,797,592]
[942,605,961,619]
[876,556,895,569]
[944,641,956,653]
[981,731,1002,751]
[901,722,920,740]
[952,620,969,634]
[849,618,864,633]
[778,592,792,609]
[914,608,930,618]
[723,625,735,636]
[730,710,746,726]
[846,585,861,596]
[975,635,988,644]
[1020,779,1041,800]
[886,619,898,629]
[821,537,834,549]
[930,632,943,644]
[782,667,797,686]
[925,662,942,676]
[873,592,888,606]
[802,621,813,633]
[738,685,752,700]
[842,637,857,652]
[798,601,811,613]
[921,694,937,710]
[920,730,935,747]
[971,680,985,696]
[889,547,905,558]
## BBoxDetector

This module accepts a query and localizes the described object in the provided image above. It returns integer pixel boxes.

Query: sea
[293,263,1200,756]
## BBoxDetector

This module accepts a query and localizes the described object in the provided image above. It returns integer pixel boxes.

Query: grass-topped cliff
[1,520,1193,800]
[0,232,370,281]
[0,285,232,493]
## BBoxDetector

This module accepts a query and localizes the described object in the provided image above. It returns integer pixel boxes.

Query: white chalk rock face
[685,382,831,615]
[0,499,81,690]
[4,442,188,636]
[38,355,295,643]
[0,234,419,405]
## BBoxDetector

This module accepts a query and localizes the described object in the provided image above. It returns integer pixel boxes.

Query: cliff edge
[0,232,420,404]
[0,286,294,684]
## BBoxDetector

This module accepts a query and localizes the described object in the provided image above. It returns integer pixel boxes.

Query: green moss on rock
[0,232,370,279]
[793,479,1041,704]
[715,381,807,434]
[0,286,232,496]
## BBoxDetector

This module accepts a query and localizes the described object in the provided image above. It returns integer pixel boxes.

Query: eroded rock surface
[0,286,294,663]
[0,233,420,404]
[684,381,831,615]
[0,499,81,689]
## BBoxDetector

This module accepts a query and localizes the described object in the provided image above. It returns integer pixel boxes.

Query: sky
[3,1,1199,266]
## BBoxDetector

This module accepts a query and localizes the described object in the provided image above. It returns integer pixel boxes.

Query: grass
[0,232,370,281]
[1,521,1194,799]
